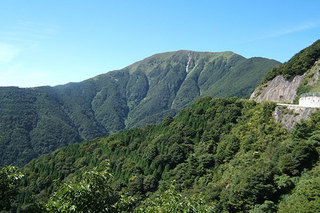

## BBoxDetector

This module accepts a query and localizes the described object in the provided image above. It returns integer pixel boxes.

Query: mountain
[4,41,320,212]
[0,50,280,167]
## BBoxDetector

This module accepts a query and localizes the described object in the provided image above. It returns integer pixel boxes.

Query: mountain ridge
[0,50,280,166]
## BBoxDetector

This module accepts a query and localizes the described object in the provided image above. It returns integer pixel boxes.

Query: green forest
[2,97,320,212]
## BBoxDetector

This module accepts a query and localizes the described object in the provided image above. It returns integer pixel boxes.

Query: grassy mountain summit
[0,50,280,166]
[122,50,279,127]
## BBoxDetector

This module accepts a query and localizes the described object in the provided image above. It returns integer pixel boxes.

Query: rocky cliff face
[250,59,320,103]
[273,106,317,130]
[304,60,320,87]
[250,75,303,103]
[250,59,320,130]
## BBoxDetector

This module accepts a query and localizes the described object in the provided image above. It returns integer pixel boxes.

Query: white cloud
[265,23,317,38]
[0,63,58,87]
[0,43,20,63]
[0,21,59,55]
[250,22,320,42]
[0,22,61,87]
[1,21,59,41]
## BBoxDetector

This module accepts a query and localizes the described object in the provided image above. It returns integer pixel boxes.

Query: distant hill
[0,50,280,166]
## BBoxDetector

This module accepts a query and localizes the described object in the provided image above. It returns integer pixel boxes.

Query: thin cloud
[0,63,57,87]
[250,22,319,41]
[0,21,59,44]
[14,21,59,39]
[0,22,60,86]
[0,43,20,63]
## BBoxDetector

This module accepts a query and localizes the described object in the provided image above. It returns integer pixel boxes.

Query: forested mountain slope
[19,97,320,212]
[0,50,279,166]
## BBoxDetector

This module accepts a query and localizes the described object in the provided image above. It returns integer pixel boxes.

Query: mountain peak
[0,50,279,166]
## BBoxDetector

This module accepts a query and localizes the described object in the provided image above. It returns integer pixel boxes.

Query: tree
[278,176,320,212]
[0,165,24,211]
[278,141,318,176]
[136,182,215,212]
[44,160,134,212]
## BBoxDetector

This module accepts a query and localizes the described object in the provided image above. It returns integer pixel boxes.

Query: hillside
[262,39,320,83]
[0,50,280,167]
[250,39,320,131]
[18,97,320,212]
[251,39,320,103]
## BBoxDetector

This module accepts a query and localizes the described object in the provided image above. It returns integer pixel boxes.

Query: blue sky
[0,0,319,87]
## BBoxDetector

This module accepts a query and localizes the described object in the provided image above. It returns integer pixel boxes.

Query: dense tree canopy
[43,160,133,213]
[15,97,320,212]
[0,165,24,211]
